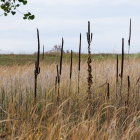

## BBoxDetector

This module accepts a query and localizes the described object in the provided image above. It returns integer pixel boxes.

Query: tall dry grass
[0,57,140,139]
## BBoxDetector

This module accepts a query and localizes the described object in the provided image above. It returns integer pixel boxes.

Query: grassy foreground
[0,54,140,139]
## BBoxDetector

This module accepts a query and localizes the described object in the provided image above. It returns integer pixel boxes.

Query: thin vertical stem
[56,65,60,104]
[128,19,131,49]
[69,50,73,94]
[125,76,130,115]
[107,83,110,101]
[37,29,40,69]
[78,33,81,94]
[116,55,119,99]
[121,38,124,86]
[60,38,64,75]
[127,76,130,105]
[70,50,73,79]
[128,19,131,72]
[78,33,81,72]
[120,38,124,103]
[116,55,119,83]
[34,29,40,102]
[107,83,110,125]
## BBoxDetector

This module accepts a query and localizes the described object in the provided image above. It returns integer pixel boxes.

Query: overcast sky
[0,0,139,54]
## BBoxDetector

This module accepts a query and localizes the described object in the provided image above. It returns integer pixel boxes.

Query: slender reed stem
[70,50,73,80]
[60,38,64,75]
[116,55,119,99]
[128,19,131,50]
[125,76,130,115]
[120,38,124,104]
[78,33,81,94]
[34,28,40,102]
[107,83,110,101]
[121,38,124,84]
[56,65,60,104]
[69,50,73,94]
[107,83,110,125]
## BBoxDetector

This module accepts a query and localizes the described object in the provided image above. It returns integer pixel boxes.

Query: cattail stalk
[34,28,40,101]
[116,55,119,83]
[87,21,93,99]
[128,19,131,51]
[78,33,81,94]
[56,65,60,103]
[125,76,130,114]
[128,19,131,72]
[120,38,124,100]
[60,38,64,75]
[57,38,64,103]
[107,83,110,101]
[107,83,110,124]
[70,50,73,80]
[121,38,124,81]
[86,21,93,119]
[69,50,73,94]
[127,76,130,104]
[116,55,119,99]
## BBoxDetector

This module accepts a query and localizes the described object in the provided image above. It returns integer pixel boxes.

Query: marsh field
[0,53,139,140]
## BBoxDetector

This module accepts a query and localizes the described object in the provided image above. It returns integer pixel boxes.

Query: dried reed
[87,21,93,99]
[78,33,81,94]
[116,55,119,99]
[128,19,131,49]
[70,50,73,80]
[34,28,40,101]
[120,38,124,101]
[56,65,60,103]
[60,38,64,75]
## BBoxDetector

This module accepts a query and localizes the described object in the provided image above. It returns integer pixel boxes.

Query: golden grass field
[0,56,139,140]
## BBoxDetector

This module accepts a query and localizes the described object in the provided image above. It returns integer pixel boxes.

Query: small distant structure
[53,45,61,52]
[48,45,65,53]
[66,50,70,53]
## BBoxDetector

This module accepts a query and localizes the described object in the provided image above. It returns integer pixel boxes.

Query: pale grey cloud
[0,0,139,54]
